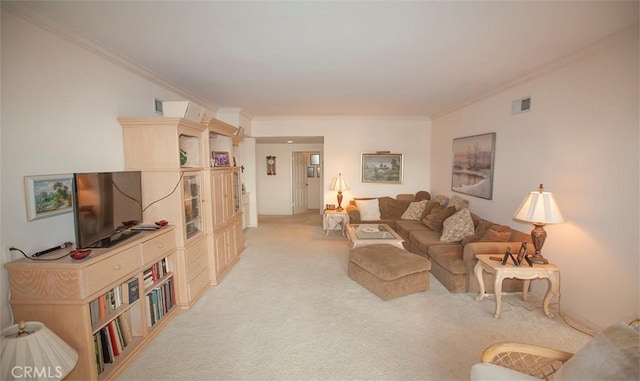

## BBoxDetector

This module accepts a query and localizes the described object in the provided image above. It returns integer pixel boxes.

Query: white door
[306,152,321,210]
[292,152,308,214]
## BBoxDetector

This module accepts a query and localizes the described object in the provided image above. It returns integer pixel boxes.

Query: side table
[323,209,348,236]
[474,254,560,318]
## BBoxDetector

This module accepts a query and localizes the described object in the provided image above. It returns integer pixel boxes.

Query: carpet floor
[117,211,590,380]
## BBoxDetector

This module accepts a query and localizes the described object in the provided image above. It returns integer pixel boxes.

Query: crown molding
[2,1,219,112]
[431,24,639,120]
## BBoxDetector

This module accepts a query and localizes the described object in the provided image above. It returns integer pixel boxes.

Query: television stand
[93,230,141,248]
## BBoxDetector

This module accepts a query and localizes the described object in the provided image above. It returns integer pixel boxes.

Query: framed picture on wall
[451,133,496,199]
[24,174,73,221]
[310,154,320,165]
[361,153,403,184]
[307,166,315,178]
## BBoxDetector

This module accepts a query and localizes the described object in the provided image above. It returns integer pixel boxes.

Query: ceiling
[4,1,638,118]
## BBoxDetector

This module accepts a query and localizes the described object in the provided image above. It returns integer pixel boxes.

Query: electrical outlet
[5,246,19,261]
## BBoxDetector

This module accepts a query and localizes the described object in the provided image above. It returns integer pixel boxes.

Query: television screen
[73,171,143,249]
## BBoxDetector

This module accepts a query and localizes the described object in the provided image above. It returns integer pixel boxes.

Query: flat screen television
[72,171,143,249]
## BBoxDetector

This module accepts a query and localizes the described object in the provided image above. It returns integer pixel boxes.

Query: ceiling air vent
[512,96,531,115]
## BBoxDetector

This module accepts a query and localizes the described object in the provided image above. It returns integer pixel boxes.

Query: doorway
[292,151,322,213]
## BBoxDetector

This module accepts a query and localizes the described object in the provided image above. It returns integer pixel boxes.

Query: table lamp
[1,321,78,381]
[513,184,564,264]
[330,173,350,211]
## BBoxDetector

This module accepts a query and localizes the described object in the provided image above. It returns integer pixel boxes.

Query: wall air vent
[512,96,532,115]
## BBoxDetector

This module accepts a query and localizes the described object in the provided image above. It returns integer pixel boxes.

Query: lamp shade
[513,185,564,224]
[330,173,350,192]
[1,321,78,381]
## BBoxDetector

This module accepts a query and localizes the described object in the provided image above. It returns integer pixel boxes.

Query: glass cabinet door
[183,174,202,238]
[233,170,241,214]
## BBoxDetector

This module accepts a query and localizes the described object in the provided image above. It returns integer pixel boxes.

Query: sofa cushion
[440,208,475,242]
[428,245,466,274]
[555,322,639,381]
[462,220,512,245]
[401,200,429,220]
[379,197,412,220]
[357,199,381,220]
[409,229,454,254]
[479,224,512,242]
[396,220,429,240]
[449,194,469,210]
[433,194,449,206]
[422,205,457,232]
[415,191,431,201]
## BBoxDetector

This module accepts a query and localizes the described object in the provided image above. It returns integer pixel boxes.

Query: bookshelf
[5,228,178,381]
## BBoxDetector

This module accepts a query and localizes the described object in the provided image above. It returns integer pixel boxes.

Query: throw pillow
[357,199,381,220]
[421,200,440,218]
[422,205,456,232]
[433,194,449,206]
[440,208,475,242]
[401,200,428,220]
[385,197,412,219]
[449,195,469,210]
[461,219,491,245]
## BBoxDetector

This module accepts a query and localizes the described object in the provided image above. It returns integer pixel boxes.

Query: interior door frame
[292,152,308,214]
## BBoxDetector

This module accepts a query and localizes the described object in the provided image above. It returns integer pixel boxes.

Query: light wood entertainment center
[5,116,246,380]
[6,228,179,380]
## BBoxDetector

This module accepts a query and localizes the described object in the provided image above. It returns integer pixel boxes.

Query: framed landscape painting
[451,133,496,200]
[24,174,73,221]
[362,153,403,184]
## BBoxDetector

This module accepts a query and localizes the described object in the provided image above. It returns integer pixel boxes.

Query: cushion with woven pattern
[401,200,428,220]
[440,208,475,242]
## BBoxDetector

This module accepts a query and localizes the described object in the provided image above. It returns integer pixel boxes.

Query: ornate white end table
[474,254,560,318]
[323,209,349,236]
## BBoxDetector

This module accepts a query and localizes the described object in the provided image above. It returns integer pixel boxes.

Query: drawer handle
[113,264,121,271]
[157,243,163,248]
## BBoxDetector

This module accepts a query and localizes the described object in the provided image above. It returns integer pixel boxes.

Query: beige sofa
[347,194,532,293]
[345,191,431,230]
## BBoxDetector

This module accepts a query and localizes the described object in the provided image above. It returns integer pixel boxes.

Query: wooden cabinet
[119,117,244,298]
[5,228,178,381]
[120,117,210,308]
[209,167,243,283]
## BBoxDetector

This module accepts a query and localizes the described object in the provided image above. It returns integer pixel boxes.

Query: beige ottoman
[348,243,431,300]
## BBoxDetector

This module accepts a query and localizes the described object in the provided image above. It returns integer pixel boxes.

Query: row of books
[89,278,139,326]
[146,277,176,328]
[143,258,169,289]
[93,314,133,375]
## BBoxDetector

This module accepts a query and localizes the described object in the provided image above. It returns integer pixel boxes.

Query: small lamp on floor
[1,321,78,381]
[330,173,350,211]
[513,184,564,264]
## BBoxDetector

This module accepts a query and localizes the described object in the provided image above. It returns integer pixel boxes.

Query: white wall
[255,143,323,215]
[252,117,431,215]
[0,12,190,329]
[430,27,639,329]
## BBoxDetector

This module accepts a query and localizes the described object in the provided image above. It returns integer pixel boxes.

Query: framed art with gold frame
[361,153,403,184]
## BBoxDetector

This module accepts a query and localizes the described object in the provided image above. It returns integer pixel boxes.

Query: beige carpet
[117,211,590,380]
